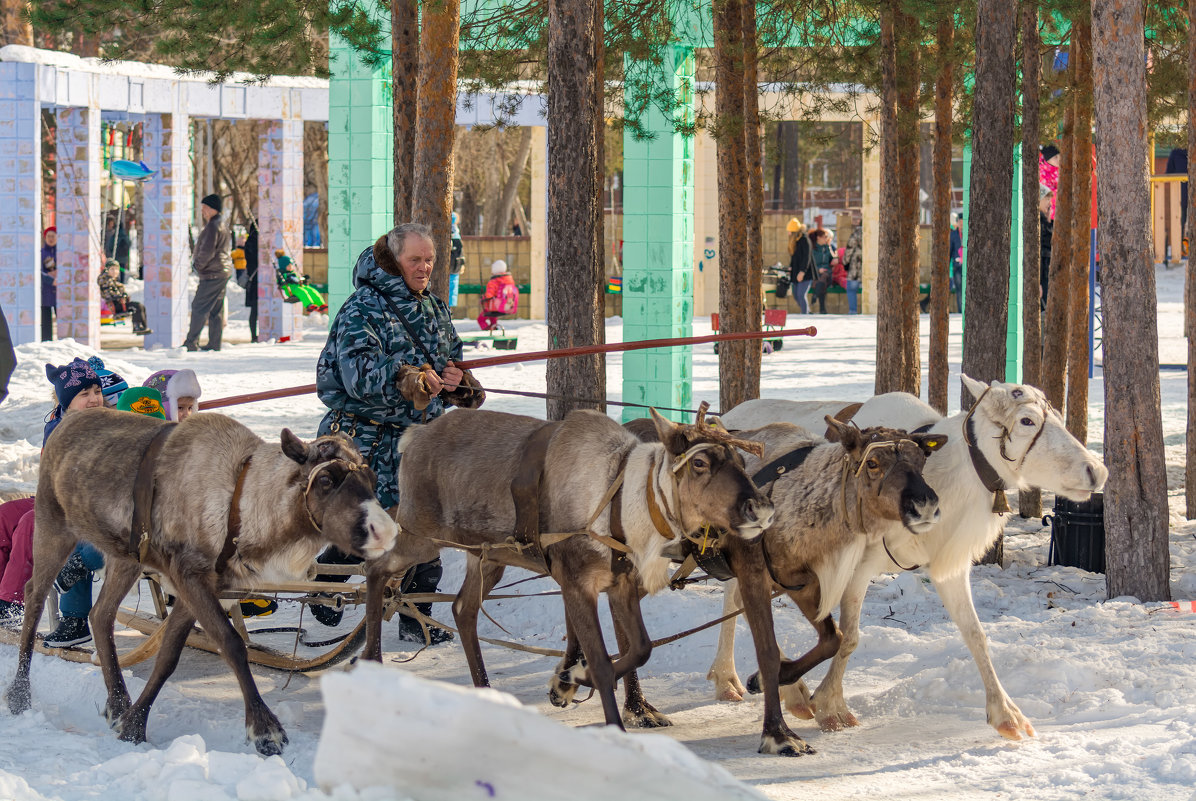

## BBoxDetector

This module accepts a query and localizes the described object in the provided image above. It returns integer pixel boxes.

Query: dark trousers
[185,275,229,349]
[111,298,148,331]
[40,307,54,341]
[314,548,443,621]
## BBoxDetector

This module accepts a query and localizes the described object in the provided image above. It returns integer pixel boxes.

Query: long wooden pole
[202,327,819,410]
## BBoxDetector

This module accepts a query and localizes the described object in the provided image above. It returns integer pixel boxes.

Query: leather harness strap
[216,457,254,574]
[644,453,676,540]
[964,412,1011,514]
[129,423,178,562]
[752,445,815,488]
[511,421,564,566]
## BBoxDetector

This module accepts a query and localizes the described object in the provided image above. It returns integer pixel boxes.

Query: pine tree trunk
[1092,0,1171,601]
[592,0,605,287]
[545,0,605,419]
[962,0,1016,398]
[965,0,1016,566]
[929,17,954,414]
[715,0,754,412]
[1,0,31,46]
[1042,90,1075,411]
[392,0,419,223]
[896,9,921,396]
[780,122,801,209]
[411,0,460,302]
[1187,0,1196,520]
[1067,16,1093,443]
[1019,2,1043,519]
[742,0,763,401]
[875,4,904,395]
[494,127,534,237]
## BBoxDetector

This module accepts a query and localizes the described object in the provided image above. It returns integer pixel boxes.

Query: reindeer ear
[824,415,848,444]
[281,429,309,464]
[650,408,689,455]
[912,432,948,456]
[959,374,990,402]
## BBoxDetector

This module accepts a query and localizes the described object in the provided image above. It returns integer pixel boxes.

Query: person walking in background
[809,228,833,315]
[843,224,862,314]
[303,185,322,247]
[40,227,56,341]
[183,194,232,352]
[787,218,813,314]
[242,223,260,342]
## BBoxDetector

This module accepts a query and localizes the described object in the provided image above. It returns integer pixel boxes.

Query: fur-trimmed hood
[352,237,422,302]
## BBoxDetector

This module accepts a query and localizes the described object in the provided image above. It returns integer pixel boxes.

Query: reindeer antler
[690,401,765,458]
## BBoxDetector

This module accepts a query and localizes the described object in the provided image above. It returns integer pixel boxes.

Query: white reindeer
[713,375,1108,740]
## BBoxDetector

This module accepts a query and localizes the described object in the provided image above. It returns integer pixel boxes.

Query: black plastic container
[1044,492,1105,573]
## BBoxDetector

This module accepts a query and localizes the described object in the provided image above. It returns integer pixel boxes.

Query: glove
[443,368,485,409]
[397,364,437,410]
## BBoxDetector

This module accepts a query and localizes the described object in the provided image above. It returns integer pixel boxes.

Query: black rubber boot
[397,559,453,645]
[308,547,363,627]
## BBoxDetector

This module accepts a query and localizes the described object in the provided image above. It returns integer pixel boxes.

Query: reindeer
[4,409,396,756]
[360,406,773,731]
[594,418,944,755]
[716,375,1108,739]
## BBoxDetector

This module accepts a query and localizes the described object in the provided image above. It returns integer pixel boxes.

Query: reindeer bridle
[961,386,1051,514]
[302,457,371,535]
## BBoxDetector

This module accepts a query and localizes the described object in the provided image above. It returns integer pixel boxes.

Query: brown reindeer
[605,418,945,755]
[4,409,396,755]
[361,407,774,731]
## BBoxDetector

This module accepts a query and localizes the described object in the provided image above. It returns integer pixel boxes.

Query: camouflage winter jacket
[316,243,464,506]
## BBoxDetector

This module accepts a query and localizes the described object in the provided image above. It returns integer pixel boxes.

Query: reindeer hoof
[248,723,289,756]
[787,701,816,720]
[996,719,1034,740]
[745,672,762,695]
[4,682,31,716]
[717,687,744,702]
[547,659,586,707]
[114,713,148,745]
[103,696,131,727]
[817,710,860,731]
[759,732,815,757]
[622,704,672,729]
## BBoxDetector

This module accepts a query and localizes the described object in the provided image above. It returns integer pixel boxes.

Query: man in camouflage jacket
[316,224,483,509]
[314,223,483,643]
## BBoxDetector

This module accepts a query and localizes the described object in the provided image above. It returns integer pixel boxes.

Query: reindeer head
[649,404,774,541]
[960,375,1107,500]
[281,430,397,558]
[826,418,945,535]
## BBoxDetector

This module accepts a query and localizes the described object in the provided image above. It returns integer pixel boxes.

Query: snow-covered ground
[1,265,1193,801]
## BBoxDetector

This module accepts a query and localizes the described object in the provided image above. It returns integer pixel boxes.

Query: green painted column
[621,46,695,422]
[958,141,1024,382]
[328,30,393,314]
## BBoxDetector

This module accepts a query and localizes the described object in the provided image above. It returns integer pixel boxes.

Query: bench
[458,329,518,350]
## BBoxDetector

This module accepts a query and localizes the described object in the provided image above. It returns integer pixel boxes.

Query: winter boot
[397,559,453,645]
[305,547,362,627]
[237,598,278,618]
[43,616,91,648]
[54,550,90,595]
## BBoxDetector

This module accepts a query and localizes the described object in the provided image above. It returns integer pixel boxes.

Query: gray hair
[387,222,434,257]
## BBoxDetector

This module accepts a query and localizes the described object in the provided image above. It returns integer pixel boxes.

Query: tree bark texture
[895,9,922,396]
[875,5,905,395]
[1,0,31,46]
[1043,96,1075,411]
[412,0,460,302]
[962,0,1016,407]
[1066,16,1093,442]
[592,0,605,290]
[715,0,755,412]
[392,0,419,224]
[1187,0,1196,519]
[1019,2,1043,518]
[545,0,605,419]
[929,17,954,415]
[493,127,534,236]
[1091,0,1171,601]
[741,0,763,401]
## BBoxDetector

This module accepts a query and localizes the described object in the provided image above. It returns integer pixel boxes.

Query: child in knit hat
[87,356,129,406]
[274,251,327,313]
[142,368,202,421]
[98,258,152,335]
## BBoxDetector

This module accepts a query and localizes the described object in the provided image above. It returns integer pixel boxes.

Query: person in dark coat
[184,194,232,352]
[102,214,131,282]
[0,302,14,406]
[242,223,260,343]
[787,219,813,314]
[40,227,57,342]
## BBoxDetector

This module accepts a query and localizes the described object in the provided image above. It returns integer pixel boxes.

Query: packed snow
[1,265,1194,801]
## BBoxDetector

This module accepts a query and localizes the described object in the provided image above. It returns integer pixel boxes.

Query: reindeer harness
[960,387,1050,515]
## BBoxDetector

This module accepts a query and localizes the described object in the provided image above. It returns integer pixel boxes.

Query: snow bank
[314,662,766,801]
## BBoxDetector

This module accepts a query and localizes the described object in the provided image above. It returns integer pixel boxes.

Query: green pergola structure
[327,5,1025,416]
